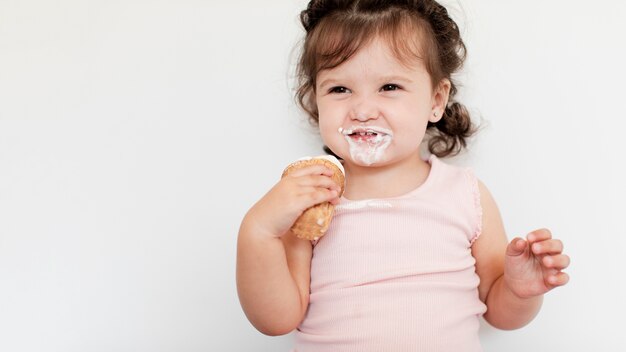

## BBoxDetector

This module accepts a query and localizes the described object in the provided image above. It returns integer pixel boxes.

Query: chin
[343,155,387,168]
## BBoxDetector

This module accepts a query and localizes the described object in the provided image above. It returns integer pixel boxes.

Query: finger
[300,188,340,208]
[294,175,342,192]
[546,271,569,287]
[527,228,552,243]
[542,254,571,270]
[506,237,528,257]
[531,239,564,255]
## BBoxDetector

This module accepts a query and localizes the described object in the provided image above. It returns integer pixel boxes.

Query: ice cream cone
[281,155,345,240]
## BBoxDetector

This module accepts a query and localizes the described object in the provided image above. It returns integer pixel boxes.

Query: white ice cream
[296,154,345,175]
[339,125,393,165]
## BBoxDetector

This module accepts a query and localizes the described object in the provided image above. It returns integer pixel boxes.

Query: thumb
[506,237,528,257]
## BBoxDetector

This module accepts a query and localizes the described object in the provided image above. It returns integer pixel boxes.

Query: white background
[1,0,624,351]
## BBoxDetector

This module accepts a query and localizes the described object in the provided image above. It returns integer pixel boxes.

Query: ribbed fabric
[292,155,487,352]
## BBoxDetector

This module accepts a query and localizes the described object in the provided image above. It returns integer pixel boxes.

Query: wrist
[240,213,284,241]
[502,275,544,301]
[484,276,544,330]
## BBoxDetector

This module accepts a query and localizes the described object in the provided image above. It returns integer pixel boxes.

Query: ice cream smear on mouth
[338,126,393,165]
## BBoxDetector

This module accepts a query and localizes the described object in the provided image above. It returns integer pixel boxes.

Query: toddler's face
[315,37,443,168]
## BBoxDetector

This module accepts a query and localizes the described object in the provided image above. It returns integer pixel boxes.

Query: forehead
[311,12,430,74]
[318,36,428,79]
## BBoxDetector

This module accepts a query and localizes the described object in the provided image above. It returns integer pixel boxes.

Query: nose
[349,96,380,122]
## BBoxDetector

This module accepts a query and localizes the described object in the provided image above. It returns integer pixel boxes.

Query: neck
[342,153,431,200]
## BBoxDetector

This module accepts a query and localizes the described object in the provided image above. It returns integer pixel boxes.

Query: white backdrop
[1,0,624,351]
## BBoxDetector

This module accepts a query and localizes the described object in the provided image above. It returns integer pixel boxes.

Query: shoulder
[476,179,500,225]
[471,178,509,301]
[474,179,509,251]
[428,155,476,190]
[429,155,481,190]
[430,155,493,207]
[430,154,504,241]
[471,176,507,246]
[427,156,487,241]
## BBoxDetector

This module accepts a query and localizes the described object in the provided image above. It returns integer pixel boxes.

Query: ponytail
[427,101,476,158]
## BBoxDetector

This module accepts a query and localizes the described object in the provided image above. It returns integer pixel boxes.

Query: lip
[339,126,394,137]
[339,125,393,145]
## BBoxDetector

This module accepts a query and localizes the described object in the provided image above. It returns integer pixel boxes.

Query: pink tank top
[293,155,487,352]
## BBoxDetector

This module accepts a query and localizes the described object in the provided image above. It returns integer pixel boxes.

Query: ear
[430,79,451,123]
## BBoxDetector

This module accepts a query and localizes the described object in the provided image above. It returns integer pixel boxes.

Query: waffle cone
[281,157,345,240]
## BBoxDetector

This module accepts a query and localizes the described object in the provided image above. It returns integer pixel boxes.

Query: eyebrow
[379,75,414,84]
[317,79,341,90]
[318,75,414,90]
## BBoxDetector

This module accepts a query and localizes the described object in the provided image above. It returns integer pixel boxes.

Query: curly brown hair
[296,0,478,158]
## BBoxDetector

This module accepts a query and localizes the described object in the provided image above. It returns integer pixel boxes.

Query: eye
[329,86,350,94]
[381,84,401,92]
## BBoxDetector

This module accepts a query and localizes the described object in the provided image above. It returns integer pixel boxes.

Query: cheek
[392,110,430,147]
[316,99,333,119]
[318,117,339,146]
[316,100,342,140]
[404,118,428,141]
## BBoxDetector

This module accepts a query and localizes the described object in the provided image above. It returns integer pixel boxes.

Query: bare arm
[236,225,312,335]
[236,164,340,335]
[472,180,569,330]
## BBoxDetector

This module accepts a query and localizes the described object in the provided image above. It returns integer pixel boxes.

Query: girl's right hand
[242,164,342,239]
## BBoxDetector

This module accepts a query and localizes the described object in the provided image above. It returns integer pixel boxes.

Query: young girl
[237,0,570,350]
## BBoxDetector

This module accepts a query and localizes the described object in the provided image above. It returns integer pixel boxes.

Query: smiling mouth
[338,126,394,165]
[349,131,380,142]
[340,127,393,143]
[351,131,379,136]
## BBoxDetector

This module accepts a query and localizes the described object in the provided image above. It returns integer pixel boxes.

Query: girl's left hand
[504,228,570,299]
